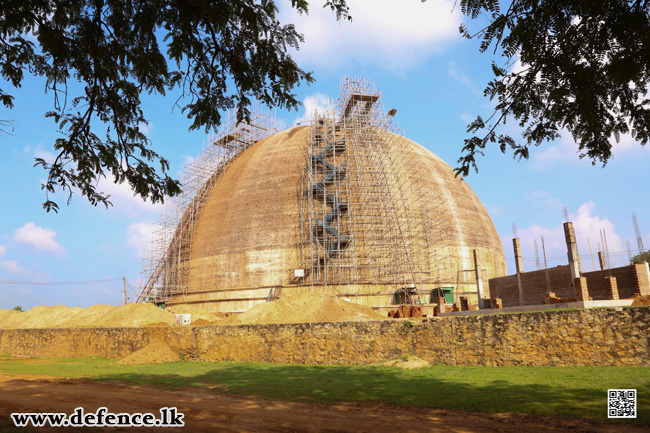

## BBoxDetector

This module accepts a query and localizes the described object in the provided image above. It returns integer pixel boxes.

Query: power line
[0,277,123,286]
[503,249,634,262]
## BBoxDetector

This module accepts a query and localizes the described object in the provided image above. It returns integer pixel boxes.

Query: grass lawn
[0,356,648,425]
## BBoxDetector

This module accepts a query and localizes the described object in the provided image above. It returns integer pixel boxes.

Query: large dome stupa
[140,78,506,314]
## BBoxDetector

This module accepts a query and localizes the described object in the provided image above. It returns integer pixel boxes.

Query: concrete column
[577,254,583,274]
[605,276,619,300]
[598,252,606,270]
[513,238,525,306]
[564,222,582,300]
[473,249,484,309]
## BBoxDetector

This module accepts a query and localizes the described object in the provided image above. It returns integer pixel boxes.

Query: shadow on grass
[92,363,649,425]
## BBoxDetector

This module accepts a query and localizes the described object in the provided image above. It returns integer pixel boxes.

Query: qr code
[608,389,636,418]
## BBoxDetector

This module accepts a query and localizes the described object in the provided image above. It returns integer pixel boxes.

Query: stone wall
[1,307,649,366]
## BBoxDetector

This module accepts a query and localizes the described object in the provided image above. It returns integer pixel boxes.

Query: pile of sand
[0,304,178,329]
[169,305,221,323]
[59,305,118,327]
[0,310,22,327]
[117,340,180,365]
[90,303,174,327]
[376,355,431,369]
[0,296,380,328]
[632,295,650,306]
[227,294,384,325]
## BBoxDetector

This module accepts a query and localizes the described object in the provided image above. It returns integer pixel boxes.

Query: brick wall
[1,307,649,366]
[634,263,650,296]
[488,264,650,306]
[488,266,573,307]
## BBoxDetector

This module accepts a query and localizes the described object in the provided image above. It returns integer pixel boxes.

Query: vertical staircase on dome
[309,130,351,273]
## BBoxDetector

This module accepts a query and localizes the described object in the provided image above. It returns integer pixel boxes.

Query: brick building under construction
[138,77,507,314]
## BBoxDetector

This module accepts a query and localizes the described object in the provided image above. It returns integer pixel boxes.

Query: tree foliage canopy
[455,0,650,177]
[1,0,349,211]
[631,249,650,264]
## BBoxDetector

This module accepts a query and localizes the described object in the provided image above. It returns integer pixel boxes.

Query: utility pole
[122,277,127,306]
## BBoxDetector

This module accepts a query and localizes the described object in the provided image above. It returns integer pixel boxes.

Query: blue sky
[1,0,649,309]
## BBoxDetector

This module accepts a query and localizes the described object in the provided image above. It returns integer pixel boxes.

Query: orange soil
[632,295,650,306]
[226,294,384,325]
[0,375,641,433]
[0,303,221,329]
[117,341,180,365]
[190,318,214,326]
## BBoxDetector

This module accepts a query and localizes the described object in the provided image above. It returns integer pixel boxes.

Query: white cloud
[515,224,565,271]
[13,222,65,255]
[459,112,473,124]
[177,155,198,178]
[488,205,503,217]
[24,143,56,163]
[530,136,582,171]
[278,0,460,71]
[525,190,562,210]
[611,133,650,155]
[510,55,525,75]
[127,222,155,259]
[448,61,482,95]
[138,121,154,138]
[0,245,5,257]
[0,258,48,280]
[530,121,649,171]
[95,177,163,216]
[34,148,56,164]
[572,202,624,269]
[27,143,56,164]
[509,202,627,273]
[0,260,28,274]
[294,93,334,125]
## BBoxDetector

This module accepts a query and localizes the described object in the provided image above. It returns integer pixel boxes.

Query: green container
[431,287,454,304]
[394,287,417,304]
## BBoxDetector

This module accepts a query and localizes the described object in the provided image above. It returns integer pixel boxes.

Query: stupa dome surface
[171,125,506,313]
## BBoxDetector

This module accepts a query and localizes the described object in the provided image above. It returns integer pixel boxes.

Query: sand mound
[0,295,382,328]
[92,303,174,327]
[117,341,180,365]
[0,306,85,329]
[142,322,172,327]
[57,305,117,327]
[0,309,26,328]
[0,303,176,329]
[377,355,431,369]
[169,305,221,323]
[632,295,650,306]
[229,294,384,325]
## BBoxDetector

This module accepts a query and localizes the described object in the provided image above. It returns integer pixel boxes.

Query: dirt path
[0,375,641,433]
